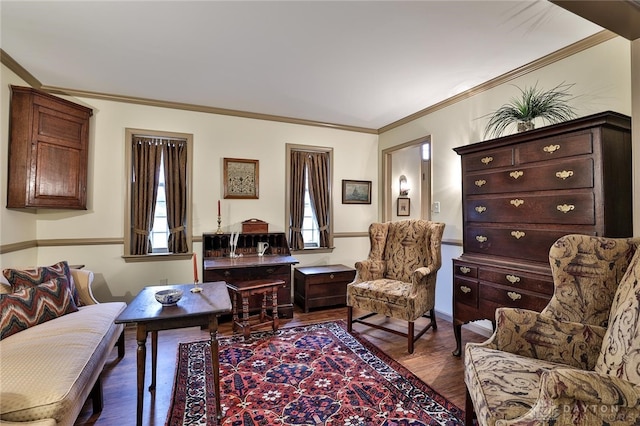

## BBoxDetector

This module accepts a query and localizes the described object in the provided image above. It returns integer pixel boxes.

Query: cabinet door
[28,103,89,208]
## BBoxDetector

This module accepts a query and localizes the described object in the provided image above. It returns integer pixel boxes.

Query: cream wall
[379,36,636,328]
[0,64,378,302]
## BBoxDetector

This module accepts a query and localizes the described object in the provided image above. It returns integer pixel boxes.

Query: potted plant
[483,82,577,138]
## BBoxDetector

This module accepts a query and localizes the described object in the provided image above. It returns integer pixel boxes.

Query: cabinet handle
[330,273,335,279]
[510,170,524,179]
[557,204,575,213]
[475,206,487,213]
[266,268,275,274]
[543,144,561,154]
[459,266,471,274]
[511,231,526,239]
[476,235,488,243]
[481,156,493,165]
[510,199,524,207]
[506,274,521,284]
[223,270,231,277]
[555,170,574,180]
[475,179,487,187]
[460,285,472,294]
[507,291,522,301]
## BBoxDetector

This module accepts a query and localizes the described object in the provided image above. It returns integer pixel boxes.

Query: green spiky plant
[484,82,577,138]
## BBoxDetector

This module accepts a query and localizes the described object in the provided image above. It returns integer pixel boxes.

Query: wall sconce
[399,175,410,196]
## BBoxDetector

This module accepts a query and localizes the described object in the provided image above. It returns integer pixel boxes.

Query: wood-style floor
[76,307,488,425]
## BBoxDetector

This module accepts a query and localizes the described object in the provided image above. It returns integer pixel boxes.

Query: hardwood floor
[76,307,488,425]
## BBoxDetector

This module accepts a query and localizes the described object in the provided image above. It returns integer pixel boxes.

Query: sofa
[464,234,640,425]
[0,262,126,426]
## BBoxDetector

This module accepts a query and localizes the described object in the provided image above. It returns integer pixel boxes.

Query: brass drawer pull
[510,199,524,207]
[460,286,472,294]
[476,235,488,243]
[507,291,522,301]
[266,268,275,274]
[459,266,471,274]
[475,179,487,187]
[481,156,493,165]
[543,144,561,154]
[556,170,574,180]
[223,270,231,277]
[330,273,335,279]
[510,170,524,179]
[557,204,575,213]
[475,206,487,213]
[506,274,521,284]
[511,231,526,239]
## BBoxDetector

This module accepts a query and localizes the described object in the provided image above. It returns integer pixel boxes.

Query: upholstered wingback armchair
[346,219,445,353]
[465,234,640,426]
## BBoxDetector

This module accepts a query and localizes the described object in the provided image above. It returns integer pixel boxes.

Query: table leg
[135,324,148,426]
[231,292,239,333]
[272,286,279,332]
[150,330,158,391]
[209,315,223,422]
[241,290,250,340]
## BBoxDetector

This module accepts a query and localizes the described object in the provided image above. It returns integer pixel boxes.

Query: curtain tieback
[134,228,149,236]
[318,225,328,231]
[170,226,185,234]
[290,226,302,232]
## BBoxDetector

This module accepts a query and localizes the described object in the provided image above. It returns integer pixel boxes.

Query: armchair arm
[413,266,438,280]
[70,268,98,305]
[354,260,386,282]
[472,308,606,370]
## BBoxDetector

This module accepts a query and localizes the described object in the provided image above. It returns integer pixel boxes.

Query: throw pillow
[2,260,81,306]
[0,276,78,339]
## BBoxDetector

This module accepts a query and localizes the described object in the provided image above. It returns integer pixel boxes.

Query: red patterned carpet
[167,321,464,425]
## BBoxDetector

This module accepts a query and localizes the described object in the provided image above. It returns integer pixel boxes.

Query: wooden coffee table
[115,281,232,426]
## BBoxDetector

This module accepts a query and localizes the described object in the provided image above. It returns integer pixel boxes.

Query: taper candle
[193,253,198,283]
[217,200,221,216]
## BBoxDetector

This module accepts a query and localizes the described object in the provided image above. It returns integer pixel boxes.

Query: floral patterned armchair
[346,219,445,353]
[464,234,640,425]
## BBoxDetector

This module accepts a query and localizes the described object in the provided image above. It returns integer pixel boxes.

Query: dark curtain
[289,151,307,250]
[163,140,189,253]
[307,152,331,248]
[131,137,162,255]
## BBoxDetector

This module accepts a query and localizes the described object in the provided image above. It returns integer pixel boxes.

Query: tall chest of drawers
[452,111,632,356]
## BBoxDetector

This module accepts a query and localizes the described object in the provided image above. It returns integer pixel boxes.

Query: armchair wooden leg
[347,306,353,332]
[465,387,475,425]
[408,321,414,354]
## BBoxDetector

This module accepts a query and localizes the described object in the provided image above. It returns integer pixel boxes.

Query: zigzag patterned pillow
[0,276,78,339]
[2,261,81,306]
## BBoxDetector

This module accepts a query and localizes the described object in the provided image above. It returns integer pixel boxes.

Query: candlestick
[216,215,223,234]
[191,253,201,293]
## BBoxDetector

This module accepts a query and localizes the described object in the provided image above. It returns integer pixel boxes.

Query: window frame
[285,143,334,253]
[123,128,194,262]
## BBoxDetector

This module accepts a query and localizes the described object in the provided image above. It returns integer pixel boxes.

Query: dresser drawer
[465,192,595,225]
[463,147,513,172]
[480,284,551,312]
[465,157,594,195]
[516,131,593,164]
[454,277,478,308]
[453,262,478,278]
[478,267,553,295]
[465,226,575,263]
[206,265,291,282]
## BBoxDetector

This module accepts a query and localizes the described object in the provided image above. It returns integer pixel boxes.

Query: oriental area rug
[167,321,463,425]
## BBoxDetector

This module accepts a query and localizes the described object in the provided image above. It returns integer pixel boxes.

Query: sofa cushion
[0,276,78,339]
[0,301,126,424]
[596,247,640,382]
[3,261,80,306]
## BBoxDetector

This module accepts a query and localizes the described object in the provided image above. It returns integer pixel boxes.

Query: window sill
[290,247,335,255]
[122,252,194,263]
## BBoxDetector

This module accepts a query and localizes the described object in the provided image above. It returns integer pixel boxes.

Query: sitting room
[1,1,639,425]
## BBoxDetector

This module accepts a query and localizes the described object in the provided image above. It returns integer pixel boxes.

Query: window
[124,128,193,260]
[286,144,333,251]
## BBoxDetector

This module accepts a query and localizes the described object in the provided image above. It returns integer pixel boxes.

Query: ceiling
[0,1,614,132]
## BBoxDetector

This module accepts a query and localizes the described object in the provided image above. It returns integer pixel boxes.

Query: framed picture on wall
[342,180,371,204]
[397,197,410,216]
[223,158,259,199]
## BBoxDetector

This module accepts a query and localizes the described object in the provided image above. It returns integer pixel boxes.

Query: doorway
[382,136,432,222]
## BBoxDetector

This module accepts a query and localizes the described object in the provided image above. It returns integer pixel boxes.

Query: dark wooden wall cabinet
[294,264,355,312]
[452,111,632,356]
[202,232,298,318]
[7,86,92,209]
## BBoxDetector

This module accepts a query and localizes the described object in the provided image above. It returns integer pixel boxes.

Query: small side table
[227,279,285,340]
[294,264,356,312]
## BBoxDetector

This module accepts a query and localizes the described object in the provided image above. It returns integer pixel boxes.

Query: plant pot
[517,121,535,132]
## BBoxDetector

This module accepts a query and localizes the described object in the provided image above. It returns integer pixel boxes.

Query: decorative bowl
[155,289,183,306]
